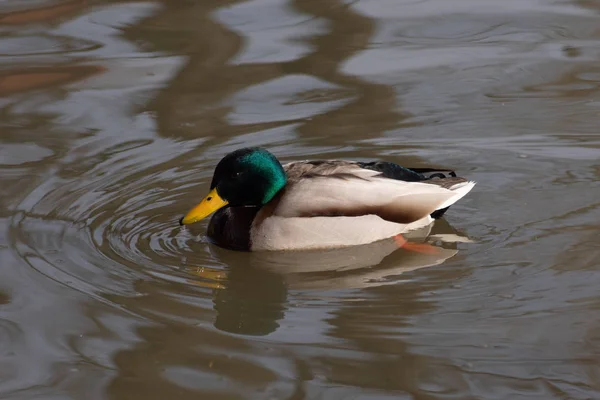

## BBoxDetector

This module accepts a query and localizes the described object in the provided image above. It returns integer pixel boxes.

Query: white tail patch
[435,181,476,211]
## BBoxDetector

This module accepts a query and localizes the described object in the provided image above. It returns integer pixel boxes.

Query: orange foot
[394,234,440,255]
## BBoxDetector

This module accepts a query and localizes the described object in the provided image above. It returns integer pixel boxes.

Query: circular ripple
[9,141,224,303]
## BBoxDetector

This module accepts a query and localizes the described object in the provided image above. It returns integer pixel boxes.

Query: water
[1,0,600,398]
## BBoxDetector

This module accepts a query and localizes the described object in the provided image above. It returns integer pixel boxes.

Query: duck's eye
[231,171,242,179]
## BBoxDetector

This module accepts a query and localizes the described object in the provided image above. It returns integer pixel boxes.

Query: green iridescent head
[181,147,287,225]
[211,147,287,205]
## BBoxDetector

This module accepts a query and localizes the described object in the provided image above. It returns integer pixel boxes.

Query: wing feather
[274,173,456,224]
[277,160,475,224]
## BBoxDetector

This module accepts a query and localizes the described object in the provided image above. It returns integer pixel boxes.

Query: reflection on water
[1,0,600,399]
[197,221,467,336]
[0,65,105,95]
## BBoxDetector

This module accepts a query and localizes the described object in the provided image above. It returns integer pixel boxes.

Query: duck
[180,147,475,252]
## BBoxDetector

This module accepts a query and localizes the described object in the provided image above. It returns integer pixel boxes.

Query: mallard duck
[180,147,475,251]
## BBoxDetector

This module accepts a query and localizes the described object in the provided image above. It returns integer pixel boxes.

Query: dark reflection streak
[286,0,409,141]
[0,0,86,25]
[132,0,409,154]
[127,0,288,149]
[0,65,105,96]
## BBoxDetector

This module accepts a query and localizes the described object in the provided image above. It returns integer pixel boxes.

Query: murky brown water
[2,0,600,398]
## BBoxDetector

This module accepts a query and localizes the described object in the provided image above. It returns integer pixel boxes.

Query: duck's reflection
[189,219,469,335]
[212,266,287,336]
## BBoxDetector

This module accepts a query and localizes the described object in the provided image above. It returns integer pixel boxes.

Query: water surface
[1,0,600,399]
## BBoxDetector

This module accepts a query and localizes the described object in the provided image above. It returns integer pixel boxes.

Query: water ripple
[3,0,600,398]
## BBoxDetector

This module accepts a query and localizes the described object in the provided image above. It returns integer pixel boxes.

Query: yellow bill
[180,188,228,225]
